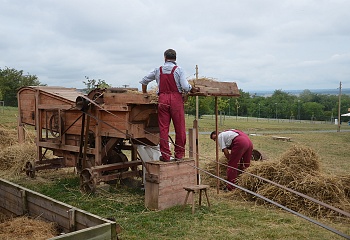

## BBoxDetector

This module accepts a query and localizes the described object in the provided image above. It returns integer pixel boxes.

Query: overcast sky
[1,0,349,92]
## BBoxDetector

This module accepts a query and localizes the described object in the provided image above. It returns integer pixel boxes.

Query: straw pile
[0,127,18,147]
[0,216,58,240]
[236,145,350,219]
[201,155,228,189]
[0,126,37,177]
[0,143,36,177]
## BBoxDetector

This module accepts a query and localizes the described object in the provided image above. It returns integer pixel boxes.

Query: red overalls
[158,66,186,161]
[226,129,253,190]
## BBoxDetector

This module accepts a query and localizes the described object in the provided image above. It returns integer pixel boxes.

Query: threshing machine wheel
[48,113,63,138]
[80,168,97,193]
[25,161,35,178]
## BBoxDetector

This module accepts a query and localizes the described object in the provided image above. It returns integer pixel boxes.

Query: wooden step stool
[182,184,210,214]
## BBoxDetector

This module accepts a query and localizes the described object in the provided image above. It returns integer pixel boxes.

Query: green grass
[14,173,349,240]
[2,108,350,239]
[0,106,19,129]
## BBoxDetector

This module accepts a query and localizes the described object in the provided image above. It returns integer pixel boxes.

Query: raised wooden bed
[0,178,118,240]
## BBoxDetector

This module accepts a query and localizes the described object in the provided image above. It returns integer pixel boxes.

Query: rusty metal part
[80,168,96,193]
[25,161,35,178]
[251,149,266,161]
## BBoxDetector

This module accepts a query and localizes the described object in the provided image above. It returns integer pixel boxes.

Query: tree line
[185,89,350,122]
[1,67,349,122]
[0,67,43,106]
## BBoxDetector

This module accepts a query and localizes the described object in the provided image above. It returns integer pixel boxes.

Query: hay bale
[0,216,58,240]
[236,145,350,220]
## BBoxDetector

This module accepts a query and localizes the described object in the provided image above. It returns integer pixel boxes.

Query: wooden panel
[189,78,240,97]
[50,223,115,240]
[75,210,106,228]
[103,92,150,105]
[145,160,196,210]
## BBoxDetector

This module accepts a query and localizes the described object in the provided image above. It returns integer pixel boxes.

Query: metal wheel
[251,149,264,161]
[48,113,63,138]
[25,161,35,178]
[80,168,96,193]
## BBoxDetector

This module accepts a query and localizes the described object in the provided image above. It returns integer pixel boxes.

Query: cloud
[0,0,349,91]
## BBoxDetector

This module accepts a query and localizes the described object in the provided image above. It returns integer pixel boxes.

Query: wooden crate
[0,178,118,240]
[144,159,196,210]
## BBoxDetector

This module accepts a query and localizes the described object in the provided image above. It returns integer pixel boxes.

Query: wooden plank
[272,136,291,142]
[91,160,142,171]
[50,223,115,240]
[189,78,240,97]
[38,104,75,110]
[0,195,23,216]
[104,92,150,105]
[37,141,95,154]
[74,210,107,228]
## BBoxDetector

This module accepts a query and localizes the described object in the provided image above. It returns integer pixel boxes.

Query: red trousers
[158,92,186,160]
[227,132,253,190]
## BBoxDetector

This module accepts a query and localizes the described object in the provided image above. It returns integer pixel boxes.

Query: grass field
[1,107,350,239]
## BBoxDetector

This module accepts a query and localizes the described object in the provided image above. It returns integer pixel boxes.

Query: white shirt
[140,61,192,93]
[218,130,239,150]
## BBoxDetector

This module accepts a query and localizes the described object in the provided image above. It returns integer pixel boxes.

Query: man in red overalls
[140,49,198,162]
[210,129,253,190]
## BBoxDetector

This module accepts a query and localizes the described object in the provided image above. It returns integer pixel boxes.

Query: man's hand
[223,148,230,160]
[190,87,200,93]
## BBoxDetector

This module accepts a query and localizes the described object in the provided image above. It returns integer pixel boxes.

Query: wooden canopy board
[0,178,118,240]
[189,78,240,97]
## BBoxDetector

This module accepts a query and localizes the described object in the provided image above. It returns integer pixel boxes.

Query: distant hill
[248,88,350,97]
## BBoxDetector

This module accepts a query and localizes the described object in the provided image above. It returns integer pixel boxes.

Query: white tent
[341,113,350,117]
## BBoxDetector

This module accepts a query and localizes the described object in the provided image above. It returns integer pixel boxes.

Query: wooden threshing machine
[17,86,159,192]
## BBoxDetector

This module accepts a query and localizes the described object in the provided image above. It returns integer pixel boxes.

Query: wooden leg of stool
[191,191,195,214]
[182,190,190,211]
[199,190,202,206]
[204,189,210,208]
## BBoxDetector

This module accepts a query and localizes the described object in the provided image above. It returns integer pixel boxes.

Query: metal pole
[275,103,277,119]
[298,100,300,122]
[337,81,342,132]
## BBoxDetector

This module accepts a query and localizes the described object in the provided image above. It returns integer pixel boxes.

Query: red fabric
[158,66,186,160]
[226,130,253,190]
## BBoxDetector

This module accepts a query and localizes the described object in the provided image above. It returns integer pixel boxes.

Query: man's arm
[222,148,230,160]
[142,84,147,93]
[140,68,157,93]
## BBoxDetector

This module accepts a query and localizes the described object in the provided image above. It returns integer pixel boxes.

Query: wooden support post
[68,208,76,232]
[193,120,199,184]
[188,128,196,158]
[20,189,28,215]
[215,97,219,194]
[95,110,102,166]
[17,121,25,144]
[35,89,42,167]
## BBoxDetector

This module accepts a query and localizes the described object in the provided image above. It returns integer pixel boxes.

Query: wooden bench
[272,136,291,142]
[182,185,210,214]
